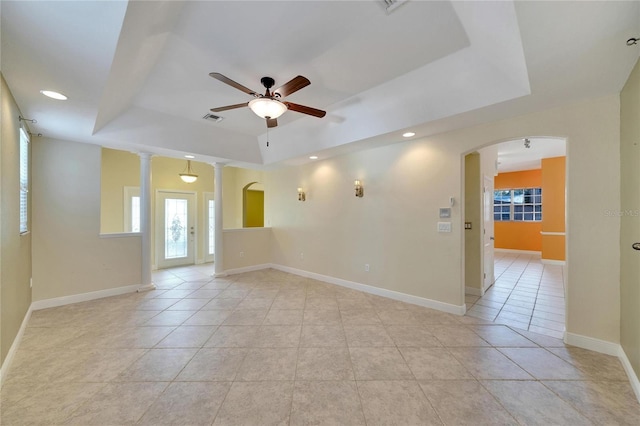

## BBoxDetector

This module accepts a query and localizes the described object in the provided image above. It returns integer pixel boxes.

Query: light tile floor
[3,264,639,425]
[466,252,566,339]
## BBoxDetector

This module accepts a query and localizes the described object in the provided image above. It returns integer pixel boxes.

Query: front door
[483,175,495,291]
[156,191,196,268]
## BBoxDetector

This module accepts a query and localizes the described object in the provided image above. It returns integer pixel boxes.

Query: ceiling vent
[202,113,224,122]
[382,0,408,14]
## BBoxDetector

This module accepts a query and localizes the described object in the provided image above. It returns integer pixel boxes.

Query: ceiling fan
[209,72,326,128]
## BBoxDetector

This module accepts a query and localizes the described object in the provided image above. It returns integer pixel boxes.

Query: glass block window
[494,188,542,221]
[19,128,29,234]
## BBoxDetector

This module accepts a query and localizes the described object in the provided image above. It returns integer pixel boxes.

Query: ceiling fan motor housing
[261,77,275,90]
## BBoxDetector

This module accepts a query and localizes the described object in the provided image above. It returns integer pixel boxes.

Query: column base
[137,283,156,292]
[213,272,228,278]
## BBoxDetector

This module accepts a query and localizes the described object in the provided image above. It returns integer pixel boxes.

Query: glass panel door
[156,191,196,268]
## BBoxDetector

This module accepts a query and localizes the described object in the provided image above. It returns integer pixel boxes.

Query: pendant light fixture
[179,160,198,183]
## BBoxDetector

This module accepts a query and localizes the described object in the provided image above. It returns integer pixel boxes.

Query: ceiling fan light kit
[248,97,287,119]
[209,72,326,129]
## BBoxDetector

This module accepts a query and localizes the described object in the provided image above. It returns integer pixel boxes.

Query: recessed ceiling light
[403,132,416,138]
[184,155,195,159]
[309,155,318,160]
[40,90,68,100]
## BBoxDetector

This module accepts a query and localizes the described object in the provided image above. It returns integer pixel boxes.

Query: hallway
[466,252,565,339]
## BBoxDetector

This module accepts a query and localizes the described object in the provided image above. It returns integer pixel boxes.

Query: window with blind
[19,128,30,234]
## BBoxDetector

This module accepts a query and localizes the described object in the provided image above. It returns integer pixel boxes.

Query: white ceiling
[1,1,639,168]
[496,137,566,173]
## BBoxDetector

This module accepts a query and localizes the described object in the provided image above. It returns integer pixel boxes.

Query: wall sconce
[297,187,306,202]
[179,160,198,183]
[354,180,364,198]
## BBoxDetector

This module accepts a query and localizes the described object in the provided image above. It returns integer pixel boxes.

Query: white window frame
[19,128,30,234]
[204,192,215,263]
[494,187,542,222]
[123,186,141,232]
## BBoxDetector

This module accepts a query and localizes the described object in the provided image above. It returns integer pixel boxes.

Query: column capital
[212,161,227,168]
[138,152,154,160]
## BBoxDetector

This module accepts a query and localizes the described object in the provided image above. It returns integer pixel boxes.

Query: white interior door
[483,175,495,290]
[156,191,196,269]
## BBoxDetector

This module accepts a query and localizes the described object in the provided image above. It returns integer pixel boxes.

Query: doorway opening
[156,190,197,269]
[463,137,567,338]
[243,182,264,227]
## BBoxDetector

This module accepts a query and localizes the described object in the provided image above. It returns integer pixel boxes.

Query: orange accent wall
[494,169,543,252]
[495,169,542,189]
[541,156,566,261]
[495,221,542,251]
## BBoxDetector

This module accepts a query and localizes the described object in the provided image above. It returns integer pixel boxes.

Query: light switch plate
[438,222,452,233]
[439,208,451,218]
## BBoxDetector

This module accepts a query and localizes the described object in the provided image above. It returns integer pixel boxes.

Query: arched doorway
[463,136,567,339]
[243,182,264,227]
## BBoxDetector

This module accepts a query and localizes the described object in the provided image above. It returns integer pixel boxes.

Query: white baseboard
[564,332,620,356]
[541,259,566,266]
[223,263,272,276]
[31,284,141,311]
[137,283,156,292]
[465,286,483,296]
[564,332,640,404]
[270,264,465,315]
[0,304,33,386]
[495,249,541,256]
[618,347,640,403]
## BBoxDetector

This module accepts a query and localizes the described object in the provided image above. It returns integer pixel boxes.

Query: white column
[138,152,156,291]
[214,162,226,277]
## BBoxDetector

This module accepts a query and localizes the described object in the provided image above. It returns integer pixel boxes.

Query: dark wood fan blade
[284,102,326,118]
[209,73,257,96]
[266,118,278,128]
[274,75,310,98]
[210,102,249,112]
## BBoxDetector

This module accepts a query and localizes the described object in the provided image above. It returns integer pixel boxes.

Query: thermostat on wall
[439,208,451,218]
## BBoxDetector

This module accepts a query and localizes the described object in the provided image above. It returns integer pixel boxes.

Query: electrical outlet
[240,251,244,258]
[364,264,370,272]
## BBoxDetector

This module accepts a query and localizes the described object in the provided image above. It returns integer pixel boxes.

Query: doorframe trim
[155,189,198,269]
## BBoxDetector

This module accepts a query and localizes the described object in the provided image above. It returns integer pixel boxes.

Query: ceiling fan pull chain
[267,126,269,147]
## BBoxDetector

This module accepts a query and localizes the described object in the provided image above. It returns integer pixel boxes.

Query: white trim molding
[619,347,640,403]
[223,263,465,315]
[540,231,566,236]
[565,332,640,404]
[564,332,620,356]
[31,284,141,311]
[494,248,541,256]
[270,264,465,315]
[541,259,566,266]
[223,263,272,276]
[0,304,33,386]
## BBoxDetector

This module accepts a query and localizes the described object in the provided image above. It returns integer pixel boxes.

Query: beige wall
[32,139,141,301]
[620,58,640,378]
[464,153,481,291]
[266,94,621,343]
[0,75,32,364]
[223,228,272,271]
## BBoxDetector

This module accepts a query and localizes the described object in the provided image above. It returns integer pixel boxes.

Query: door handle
[490,237,495,240]
[633,242,640,251]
